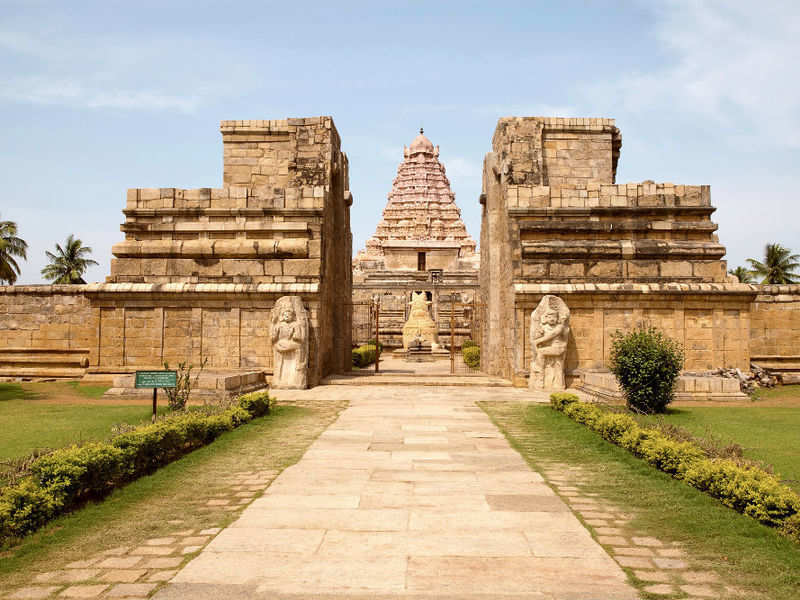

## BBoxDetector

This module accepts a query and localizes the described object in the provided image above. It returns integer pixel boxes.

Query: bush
[550,394,800,542]
[0,390,273,545]
[352,344,377,368]
[550,392,579,411]
[237,391,273,418]
[367,339,384,353]
[462,339,477,349]
[462,345,480,369]
[610,326,685,414]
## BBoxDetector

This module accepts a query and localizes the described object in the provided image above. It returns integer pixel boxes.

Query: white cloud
[590,0,800,148]
[0,25,245,113]
[0,76,202,112]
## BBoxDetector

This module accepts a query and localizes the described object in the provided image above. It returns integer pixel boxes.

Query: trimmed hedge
[550,393,800,541]
[462,345,480,369]
[352,344,377,367]
[462,339,477,350]
[0,391,273,545]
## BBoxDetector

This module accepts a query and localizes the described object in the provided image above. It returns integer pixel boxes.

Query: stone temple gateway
[0,114,799,396]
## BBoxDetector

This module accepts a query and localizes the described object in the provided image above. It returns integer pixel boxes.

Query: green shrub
[352,344,377,367]
[596,412,638,445]
[237,391,273,418]
[551,396,800,541]
[462,339,477,349]
[610,326,685,414]
[780,512,800,542]
[0,390,274,545]
[549,392,579,410]
[0,480,64,540]
[462,345,480,369]
[367,339,384,353]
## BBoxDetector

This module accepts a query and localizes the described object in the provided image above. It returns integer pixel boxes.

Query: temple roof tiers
[356,129,478,265]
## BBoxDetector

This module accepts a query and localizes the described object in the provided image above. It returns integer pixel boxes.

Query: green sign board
[135,370,177,389]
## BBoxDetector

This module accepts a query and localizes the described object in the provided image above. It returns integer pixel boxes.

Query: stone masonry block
[660,261,693,278]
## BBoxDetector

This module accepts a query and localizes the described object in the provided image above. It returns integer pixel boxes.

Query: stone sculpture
[529,295,570,391]
[270,296,309,389]
[401,291,438,350]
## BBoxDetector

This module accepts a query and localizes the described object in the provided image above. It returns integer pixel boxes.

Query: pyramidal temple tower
[354,129,478,272]
[352,129,480,349]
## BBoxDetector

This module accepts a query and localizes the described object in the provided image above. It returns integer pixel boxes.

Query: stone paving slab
[154,388,638,599]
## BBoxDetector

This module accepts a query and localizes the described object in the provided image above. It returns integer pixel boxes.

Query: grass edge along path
[480,401,800,600]
[0,399,347,597]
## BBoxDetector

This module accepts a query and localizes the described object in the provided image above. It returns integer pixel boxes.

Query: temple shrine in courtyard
[352,129,481,350]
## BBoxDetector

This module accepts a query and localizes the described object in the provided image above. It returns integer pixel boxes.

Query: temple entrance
[349,294,484,377]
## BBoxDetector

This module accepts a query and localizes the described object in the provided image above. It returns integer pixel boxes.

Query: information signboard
[134,370,177,422]
[135,371,177,389]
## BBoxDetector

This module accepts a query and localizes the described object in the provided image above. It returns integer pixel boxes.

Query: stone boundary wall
[0,286,92,377]
[0,286,92,350]
[750,285,800,362]
[509,283,757,385]
[83,284,320,381]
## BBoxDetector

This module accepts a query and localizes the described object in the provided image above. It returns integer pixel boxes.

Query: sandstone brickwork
[0,286,92,377]
[750,285,800,378]
[0,117,352,389]
[480,116,757,389]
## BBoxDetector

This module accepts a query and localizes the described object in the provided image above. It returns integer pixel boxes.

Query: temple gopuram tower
[352,129,480,349]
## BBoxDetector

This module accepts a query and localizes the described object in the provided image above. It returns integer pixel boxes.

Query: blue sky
[1,0,798,283]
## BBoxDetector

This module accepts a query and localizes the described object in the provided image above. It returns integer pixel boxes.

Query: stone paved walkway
[153,387,638,599]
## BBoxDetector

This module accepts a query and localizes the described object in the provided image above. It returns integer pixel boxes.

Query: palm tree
[728,266,754,283]
[0,214,28,285]
[747,243,800,284]
[41,234,99,284]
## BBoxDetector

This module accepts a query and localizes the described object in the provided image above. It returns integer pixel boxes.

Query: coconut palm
[0,214,28,284]
[41,234,99,284]
[746,243,800,284]
[728,266,754,283]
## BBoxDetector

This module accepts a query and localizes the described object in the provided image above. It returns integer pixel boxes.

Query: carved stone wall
[481,116,756,385]
[0,117,352,388]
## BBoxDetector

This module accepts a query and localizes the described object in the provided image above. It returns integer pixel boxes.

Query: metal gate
[444,297,484,375]
[350,295,484,376]
[350,299,382,373]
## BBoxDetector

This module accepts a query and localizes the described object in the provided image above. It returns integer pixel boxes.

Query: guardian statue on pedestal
[529,295,570,391]
[270,296,309,389]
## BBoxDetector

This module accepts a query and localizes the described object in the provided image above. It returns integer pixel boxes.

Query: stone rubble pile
[683,367,778,394]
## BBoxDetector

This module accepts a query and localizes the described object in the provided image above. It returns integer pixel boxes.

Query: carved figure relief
[270,296,309,389]
[529,295,570,391]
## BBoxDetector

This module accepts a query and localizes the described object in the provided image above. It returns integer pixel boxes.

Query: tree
[728,266,754,283]
[41,234,99,284]
[0,214,28,285]
[746,243,800,284]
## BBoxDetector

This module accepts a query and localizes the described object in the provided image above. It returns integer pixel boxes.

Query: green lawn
[0,400,345,592]
[0,382,157,462]
[642,404,800,492]
[482,402,800,600]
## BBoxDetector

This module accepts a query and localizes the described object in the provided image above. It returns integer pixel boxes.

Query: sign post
[135,370,178,422]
